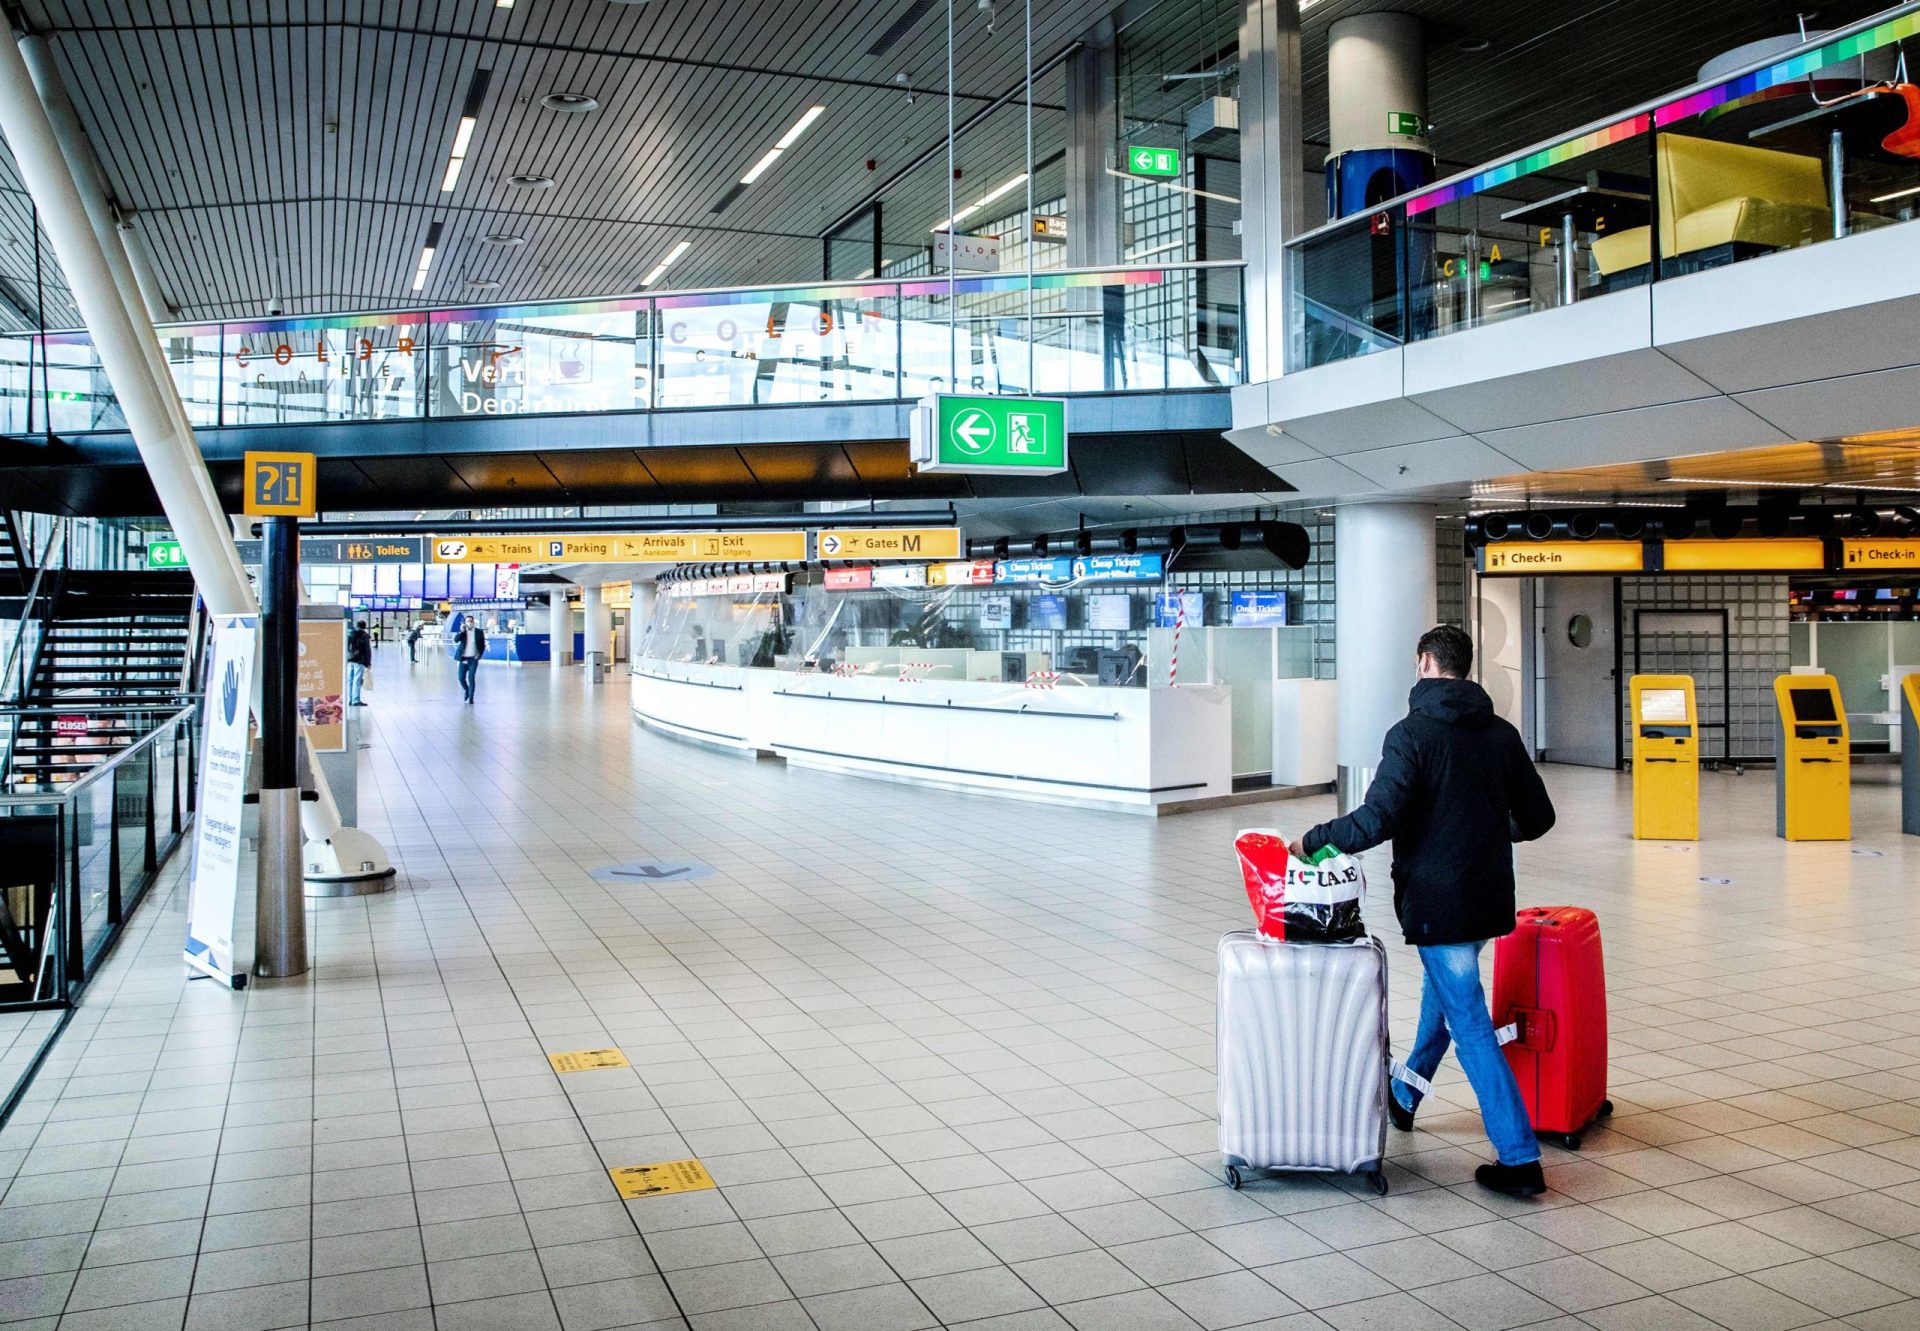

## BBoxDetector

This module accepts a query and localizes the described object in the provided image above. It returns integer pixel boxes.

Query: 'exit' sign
[148,540,187,569]
[1126,145,1182,178]
[1388,111,1425,137]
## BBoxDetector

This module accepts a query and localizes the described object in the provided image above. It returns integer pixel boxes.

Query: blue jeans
[1394,941,1540,1166]
[347,662,366,705]
[458,657,479,701]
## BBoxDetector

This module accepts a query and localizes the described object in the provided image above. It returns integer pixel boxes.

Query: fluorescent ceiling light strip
[642,240,692,287]
[775,105,826,150]
[741,148,784,184]
[442,115,478,193]
[412,246,436,292]
[1870,182,1920,204]
[931,173,1029,233]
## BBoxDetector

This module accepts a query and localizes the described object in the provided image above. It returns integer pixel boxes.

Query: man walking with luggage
[1294,624,1556,1197]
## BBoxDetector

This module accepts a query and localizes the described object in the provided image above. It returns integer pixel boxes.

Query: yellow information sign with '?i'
[609,1159,716,1199]
[547,1048,631,1074]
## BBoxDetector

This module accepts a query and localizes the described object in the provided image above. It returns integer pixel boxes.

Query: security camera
[267,298,284,316]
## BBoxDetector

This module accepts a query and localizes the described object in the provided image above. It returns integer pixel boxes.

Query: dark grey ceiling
[0,0,1894,331]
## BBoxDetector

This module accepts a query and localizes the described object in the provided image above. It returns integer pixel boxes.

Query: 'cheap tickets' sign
[433,532,808,564]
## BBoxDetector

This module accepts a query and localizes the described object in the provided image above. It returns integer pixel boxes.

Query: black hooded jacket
[1302,677,1555,947]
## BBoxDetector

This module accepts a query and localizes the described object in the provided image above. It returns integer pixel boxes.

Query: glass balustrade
[1289,3,1920,372]
[6,262,1242,435]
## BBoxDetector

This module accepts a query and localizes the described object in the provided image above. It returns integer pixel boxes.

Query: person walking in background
[407,622,423,663]
[456,618,486,705]
[346,620,373,707]
[1292,624,1557,1198]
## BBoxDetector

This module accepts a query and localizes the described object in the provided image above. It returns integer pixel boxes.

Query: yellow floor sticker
[610,1158,715,1199]
[548,1048,631,1073]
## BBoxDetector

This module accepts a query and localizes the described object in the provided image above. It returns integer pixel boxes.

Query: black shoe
[1475,1161,1546,1198]
[1388,1095,1415,1133]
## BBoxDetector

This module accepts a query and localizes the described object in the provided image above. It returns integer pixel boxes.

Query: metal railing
[0,261,1246,437]
[0,517,68,781]
[1287,2,1920,371]
[0,702,196,1119]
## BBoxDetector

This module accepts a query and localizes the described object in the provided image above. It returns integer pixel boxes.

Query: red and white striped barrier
[897,660,937,683]
[831,661,859,678]
[1167,590,1186,687]
[1024,671,1060,690]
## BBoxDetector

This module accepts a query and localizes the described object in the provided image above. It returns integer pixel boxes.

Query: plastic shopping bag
[1235,829,1365,944]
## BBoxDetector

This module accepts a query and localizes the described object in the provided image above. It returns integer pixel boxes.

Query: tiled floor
[1,648,1918,1330]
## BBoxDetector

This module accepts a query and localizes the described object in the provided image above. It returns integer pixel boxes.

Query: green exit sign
[912,394,1069,475]
[148,540,186,569]
[1126,145,1182,178]
[1388,111,1425,137]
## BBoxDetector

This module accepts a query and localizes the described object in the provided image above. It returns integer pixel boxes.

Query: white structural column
[1238,0,1306,383]
[1335,503,1437,811]
[580,584,607,664]
[548,586,572,665]
[0,29,250,613]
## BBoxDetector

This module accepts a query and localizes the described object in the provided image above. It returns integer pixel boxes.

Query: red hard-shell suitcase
[1493,906,1613,1149]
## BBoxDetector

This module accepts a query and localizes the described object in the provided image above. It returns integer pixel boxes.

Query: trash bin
[584,650,607,684]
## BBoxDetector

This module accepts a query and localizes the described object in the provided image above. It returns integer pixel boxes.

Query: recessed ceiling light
[541,92,598,113]
[508,173,555,189]
[481,233,526,247]
[1454,35,1493,53]
[466,279,501,291]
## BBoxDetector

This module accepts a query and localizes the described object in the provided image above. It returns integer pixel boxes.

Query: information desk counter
[631,662,1232,812]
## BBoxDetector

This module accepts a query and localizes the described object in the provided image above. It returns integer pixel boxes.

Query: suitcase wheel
[1552,1131,1582,1151]
[1224,1166,1243,1191]
[1599,1100,1614,1118]
[1366,1169,1389,1197]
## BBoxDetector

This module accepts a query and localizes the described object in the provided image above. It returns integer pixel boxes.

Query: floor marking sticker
[1852,849,1885,858]
[610,1158,715,1199]
[549,1048,631,1073]
[1697,876,1734,885]
[591,861,715,885]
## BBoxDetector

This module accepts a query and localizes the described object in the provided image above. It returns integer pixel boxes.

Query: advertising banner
[184,617,258,989]
[1230,591,1289,626]
[298,619,347,753]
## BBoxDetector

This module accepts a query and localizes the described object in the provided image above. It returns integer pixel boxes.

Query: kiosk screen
[1640,689,1688,723]
[1789,687,1840,722]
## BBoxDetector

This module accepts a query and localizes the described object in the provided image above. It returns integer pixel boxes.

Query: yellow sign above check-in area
[1478,540,1644,575]
[609,1158,716,1199]
[1663,538,1825,572]
[431,531,808,564]
[816,528,964,561]
[243,451,317,518]
[1841,538,1920,569]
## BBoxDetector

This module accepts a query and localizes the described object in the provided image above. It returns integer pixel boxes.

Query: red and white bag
[1235,829,1366,944]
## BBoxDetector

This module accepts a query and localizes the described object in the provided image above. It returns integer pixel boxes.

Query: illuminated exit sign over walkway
[910,394,1068,475]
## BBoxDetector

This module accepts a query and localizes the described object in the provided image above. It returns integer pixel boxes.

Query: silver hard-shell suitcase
[1216,931,1389,1194]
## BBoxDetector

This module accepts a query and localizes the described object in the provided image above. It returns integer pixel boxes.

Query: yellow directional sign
[1842,538,1920,569]
[430,532,807,564]
[243,451,317,518]
[620,531,807,562]
[609,1158,715,1200]
[1663,538,1824,571]
[548,1048,631,1074]
[816,528,963,561]
[1478,540,1644,575]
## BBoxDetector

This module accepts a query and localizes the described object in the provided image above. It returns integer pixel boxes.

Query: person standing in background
[346,620,373,707]
[407,622,423,663]
[456,618,486,705]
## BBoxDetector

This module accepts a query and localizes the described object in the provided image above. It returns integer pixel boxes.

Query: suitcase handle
[1506,1007,1557,1052]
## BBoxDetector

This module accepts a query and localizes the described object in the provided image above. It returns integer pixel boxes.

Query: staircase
[5,570,196,792]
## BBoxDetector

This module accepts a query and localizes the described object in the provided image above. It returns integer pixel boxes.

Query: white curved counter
[631,662,1232,813]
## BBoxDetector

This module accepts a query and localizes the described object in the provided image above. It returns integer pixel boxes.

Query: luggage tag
[1389,1059,1432,1098]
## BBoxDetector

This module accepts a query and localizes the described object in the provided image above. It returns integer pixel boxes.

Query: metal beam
[277,511,963,537]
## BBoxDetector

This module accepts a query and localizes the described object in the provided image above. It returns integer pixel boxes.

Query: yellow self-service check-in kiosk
[1774,674,1850,841]
[1629,675,1698,840]
[1902,674,1920,837]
